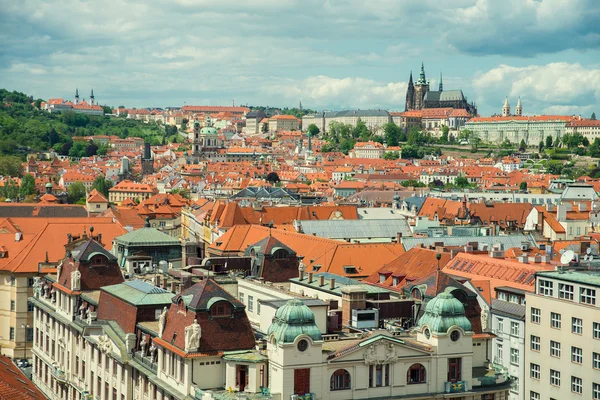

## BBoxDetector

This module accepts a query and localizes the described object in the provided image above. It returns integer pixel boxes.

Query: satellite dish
[561,250,575,265]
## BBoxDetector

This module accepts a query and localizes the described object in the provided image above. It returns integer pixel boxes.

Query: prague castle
[405,63,477,116]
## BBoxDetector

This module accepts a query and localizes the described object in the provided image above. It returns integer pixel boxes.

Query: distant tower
[515,97,522,116]
[141,142,154,176]
[414,62,430,110]
[90,89,95,106]
[299,101,303,110]
[438,72,443,92]
[405,71,415,111]
[502,97,511,117]
[75,88,80,104]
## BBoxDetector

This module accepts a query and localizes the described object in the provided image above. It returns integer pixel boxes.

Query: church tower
[502,97,511,117]
[515,97,522,116]
[75,88,80,105]
[439,72,443,92]
[405,71,415,111]
[90,89,95,106]
[414,62,430,110]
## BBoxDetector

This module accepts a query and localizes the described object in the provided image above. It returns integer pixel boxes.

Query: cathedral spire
[405,70,415,111]
[408,71,413,86]
[439,72,443,92]
[417,62,427,85]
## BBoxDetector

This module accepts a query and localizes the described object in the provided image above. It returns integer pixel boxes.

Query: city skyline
[1,0,599,116]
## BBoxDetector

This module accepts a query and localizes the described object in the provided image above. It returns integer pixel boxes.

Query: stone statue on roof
[158,306,168,338]
[71,270,81,291]
[184,319,201,352]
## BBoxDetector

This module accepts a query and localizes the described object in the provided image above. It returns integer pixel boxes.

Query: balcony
[444,381,468,393]
[51,366,67,383]
[472,364,510,389]
[291,394,316,400]
[133,352,157,373]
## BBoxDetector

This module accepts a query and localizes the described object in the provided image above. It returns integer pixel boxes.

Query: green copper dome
[267,299,322,344]
[200,126,218,135]
[417,290,472,334]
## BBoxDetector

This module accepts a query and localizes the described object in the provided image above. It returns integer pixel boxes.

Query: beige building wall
[0,273,35,359]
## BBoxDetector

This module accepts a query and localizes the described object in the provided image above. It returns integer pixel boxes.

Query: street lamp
[21,324,30,361]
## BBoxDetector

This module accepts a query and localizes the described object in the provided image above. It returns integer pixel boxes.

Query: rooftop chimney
[341,286,367,329]
[319,275,325,287]
[170,281,176,293]
[308,272,313,284]
[329,278,335,290]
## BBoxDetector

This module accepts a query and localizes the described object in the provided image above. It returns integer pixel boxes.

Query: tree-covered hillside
[0,89,176,158]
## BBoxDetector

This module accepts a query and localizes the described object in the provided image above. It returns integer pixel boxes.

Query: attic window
[178,299,186,314]
[379,273,386,283]
[273,249,288,260]
[312,265,322,272]
[211,302,232,318]
[91,256,105,267]
[216,242,223,247]
[344,266,358,274]
[411,288,422,300]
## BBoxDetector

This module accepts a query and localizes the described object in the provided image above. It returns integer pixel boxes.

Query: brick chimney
[341,286,367,328]
[308,272,313,284]
[170,281,176,293]
[329,278,336,290]
[319,275,325,287]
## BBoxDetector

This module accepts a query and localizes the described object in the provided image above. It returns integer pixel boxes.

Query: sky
[1,0,599,116]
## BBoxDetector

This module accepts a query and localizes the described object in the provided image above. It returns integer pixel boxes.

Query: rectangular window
[581,287,596,305]
[551,312,561,329]
[9,327,14,340]
[559,283,574,300]
[550,340,561,358]
[496,343,503,363]
[530,363,540,379]
[497,318,504,332]
[239,292,244,304]
[571,376,582,394]
[550,369,560,386]
[257,301,261,315]
[593,383,600,400]
[531,307,541,324]
[27,301,34,312]
[247,296,254,312]
[510,348,519,365]
[28,278,34,287]
[538,279,554,296]
[531,335,540,352]
[572,347,583,364]
[594,352,600,369]
[10,301,15,312]
[530,391,540,400]
[594,322,600,339]
[572,317,583,334]
[510,321,520,336]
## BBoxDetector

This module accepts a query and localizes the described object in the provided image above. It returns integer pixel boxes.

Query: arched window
[330,369,351,390]
[407,363,426,384]
[178,299,186,313]
[211,301,232,317]
[273,249,288,260]
[411,287,422,300]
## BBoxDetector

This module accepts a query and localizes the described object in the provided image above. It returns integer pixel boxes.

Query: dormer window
[91,256,105,267]
[211,301,232,317]
[273,249,288,260]
[178,299,186,314]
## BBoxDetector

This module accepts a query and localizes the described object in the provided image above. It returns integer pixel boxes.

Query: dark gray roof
[246,110,267,119]
[491,299,526,319]
[424,90,465,102]
[231,186,298,200]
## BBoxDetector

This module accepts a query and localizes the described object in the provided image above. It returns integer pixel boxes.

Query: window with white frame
[572,347,582,364]
[511,321,520,336]
[497,318,504,332]
[538,279,554,296]
[530,335,540,351]
[530,391,540,400]
[594,382,600,400]
[511,376,519,393]
[510,348,519,365]
[239,292,244,304]
[594,352,600,369]
[247,295,254,312]
[572,317,583,334]
[531,307,541,324]
[594,322,600,339]
[550,369,560,386]
[559,283,574,300]
[571,376,582,394]
[496,343,503,363]
[551,312,561,329]
[550,340,561,357]
[581,287,596,305]
[530,363,540,380]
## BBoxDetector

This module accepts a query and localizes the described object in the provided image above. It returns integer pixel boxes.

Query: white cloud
[473,62,600,116]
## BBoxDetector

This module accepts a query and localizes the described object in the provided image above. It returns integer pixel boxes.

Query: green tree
[383,123,400,147]
[261,122,269,133]
[69,141,87,158]
[519,139,526,151]
[519,182,528,192]
[538,140,544,153]
[440,126,449,143]
[92,176,113,197]
[339,138,356,155]
[97,144,110,156]
[266,172,280,184]
[170,188,190,199]
[590,138,600,158]
[352,119,370,141]
[101,105,112,114]
[546,135,553,148]
[454,176,470,188]
[67,182,87,204]
[307,124,320,137]
[401,180,425,188]
[383,151,400,160]
[0,156,24,177]
[592,112,597,120]
[19,174,37,196]
[0,178,20,199]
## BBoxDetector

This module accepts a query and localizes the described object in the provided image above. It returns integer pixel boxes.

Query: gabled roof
[87,189,108,203]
